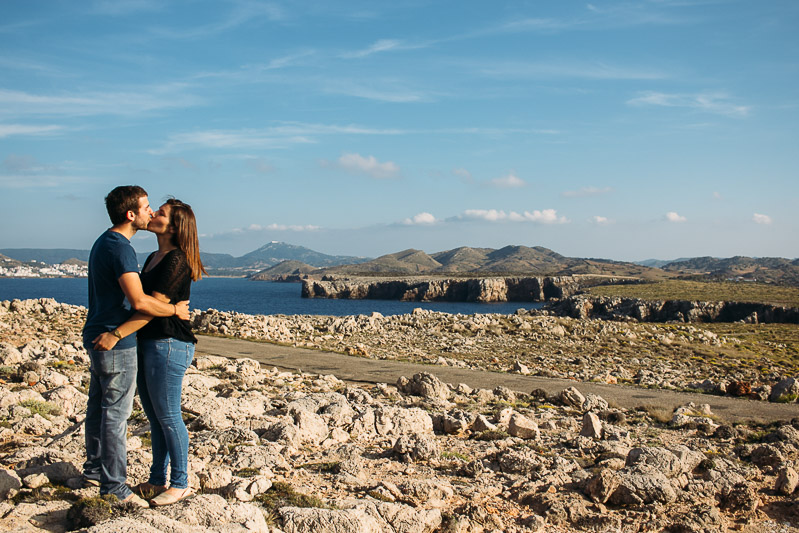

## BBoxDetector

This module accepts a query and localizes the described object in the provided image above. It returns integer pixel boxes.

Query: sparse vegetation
[587,279,799,307]
[255,481,331,513]
[18,399,61,419]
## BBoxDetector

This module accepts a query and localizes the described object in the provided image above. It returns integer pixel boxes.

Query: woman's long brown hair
[167,198,207,282]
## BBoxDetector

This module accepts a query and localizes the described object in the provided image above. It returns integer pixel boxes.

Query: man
[82,185,190,507]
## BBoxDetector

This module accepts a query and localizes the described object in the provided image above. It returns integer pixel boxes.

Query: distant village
[0,261,88,278]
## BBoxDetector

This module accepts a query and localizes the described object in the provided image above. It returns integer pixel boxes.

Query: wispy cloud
[322,80,430,103]
[752,213,772,225]
[628,91,750,117]
[403,212,437,225]
[480,60,666,81]
[0,154,89,188]
[489,171,526,188]
[321,153,400,180]
[153,130,313,153]
[453,167,474,183]
[245,158,275,175]
[665,211,687,223]
[0,86,201,118]
[150,2,284,39]
[459,208,568,224]
[0,124,65,138]
[562,186,613,198]
[90,0,163,16]
[250,223,320,232]
[340,39,428,59]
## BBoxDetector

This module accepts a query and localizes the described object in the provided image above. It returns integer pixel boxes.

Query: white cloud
[628,91,750,117]
[665,211,687,223]
[562,186,612,198]
[752,213,772,225]
[511,209,568,224]
[462,209,507,222]
[490,172,526,188]
[713,191,722,200]
[0,124,64,138]
[403,212,437,225]
[590,215,611,225]
[323,153,400,179]
[460,208,568,224]
[453,167,473,183]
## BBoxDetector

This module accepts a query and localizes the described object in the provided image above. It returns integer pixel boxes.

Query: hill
[321,245,665,279]
[0,249,89,263]
[236,242,367,270]
[250,260,317,280]
[664,256,799,286]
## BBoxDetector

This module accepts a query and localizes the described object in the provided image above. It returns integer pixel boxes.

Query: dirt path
[196,335,799,424]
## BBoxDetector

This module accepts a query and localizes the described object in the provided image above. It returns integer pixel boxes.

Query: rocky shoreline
[1,298,798,532]
[301,276,580,303]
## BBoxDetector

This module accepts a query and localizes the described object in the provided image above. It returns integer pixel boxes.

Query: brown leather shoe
[134,482,167,498]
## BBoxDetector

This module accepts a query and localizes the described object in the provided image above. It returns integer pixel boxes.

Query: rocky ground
[0,298,798,532]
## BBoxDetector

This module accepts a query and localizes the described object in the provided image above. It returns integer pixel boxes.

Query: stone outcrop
[302,276,578,302]
[2,298,799,532]
[547,295,799,324]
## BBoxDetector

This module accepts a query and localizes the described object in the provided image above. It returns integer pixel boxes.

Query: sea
[0,277,543,317]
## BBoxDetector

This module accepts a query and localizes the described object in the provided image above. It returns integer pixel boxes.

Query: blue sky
[1,0,797,261]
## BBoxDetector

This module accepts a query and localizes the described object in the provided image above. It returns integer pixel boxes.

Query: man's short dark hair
[105,185,148,225]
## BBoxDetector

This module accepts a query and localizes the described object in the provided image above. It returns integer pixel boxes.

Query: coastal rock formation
[2,298,799,532]
[547,295,799,324]
[302,276,579,302]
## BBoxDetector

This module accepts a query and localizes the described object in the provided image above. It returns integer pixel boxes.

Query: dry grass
[586,280,799,307]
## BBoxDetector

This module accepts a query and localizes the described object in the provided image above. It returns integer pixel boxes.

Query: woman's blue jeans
[137,338,194,489]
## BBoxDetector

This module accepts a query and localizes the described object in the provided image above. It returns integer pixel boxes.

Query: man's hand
[92,332,119,351]
[175,300,190,321]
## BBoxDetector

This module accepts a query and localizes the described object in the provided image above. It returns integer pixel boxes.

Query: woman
[93,198,206,507]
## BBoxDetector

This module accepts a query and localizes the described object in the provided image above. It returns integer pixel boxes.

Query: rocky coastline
[548,295,799,325]
[1,298,798,532]
[301,276,580,302]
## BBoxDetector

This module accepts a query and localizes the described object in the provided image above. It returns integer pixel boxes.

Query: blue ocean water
[0,277,543,317]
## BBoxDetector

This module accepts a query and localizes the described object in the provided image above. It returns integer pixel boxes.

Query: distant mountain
[636,258,692,269]
[321,245,666,279]
[236,242,368,270]
[250,260,318,280]
[1,248,89,263]
[3,242,368,275]
[663,256,799,286]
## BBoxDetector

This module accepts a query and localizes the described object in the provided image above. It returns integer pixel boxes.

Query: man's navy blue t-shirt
[82,230,140,350]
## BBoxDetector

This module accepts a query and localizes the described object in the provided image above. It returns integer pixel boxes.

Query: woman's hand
[92,332,119,351]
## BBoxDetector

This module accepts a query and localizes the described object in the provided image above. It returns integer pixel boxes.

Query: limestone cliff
[547,295,799,324]
[301,276,579,302]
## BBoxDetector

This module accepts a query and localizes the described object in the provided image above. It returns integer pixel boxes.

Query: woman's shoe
[134,482,167,498]
[149,486,195,507]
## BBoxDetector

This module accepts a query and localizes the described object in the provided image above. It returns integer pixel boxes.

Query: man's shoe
[81,476,100,488]
[150,487,195,507]
[119,493,150,508]
[134,482,167,499]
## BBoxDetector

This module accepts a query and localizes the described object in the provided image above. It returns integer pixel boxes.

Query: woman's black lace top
[137,249,197,344]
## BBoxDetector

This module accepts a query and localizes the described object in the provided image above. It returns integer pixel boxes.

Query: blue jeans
[137,338,194,489]
[83,344,138,500]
